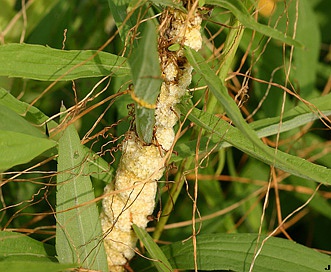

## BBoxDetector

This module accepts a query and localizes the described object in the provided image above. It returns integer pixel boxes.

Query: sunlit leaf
[0,43,129,81]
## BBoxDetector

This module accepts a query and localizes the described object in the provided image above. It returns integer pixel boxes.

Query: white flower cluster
[101,8,202,272]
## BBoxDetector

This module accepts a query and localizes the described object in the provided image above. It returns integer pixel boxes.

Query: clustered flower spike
[101,6,202,271]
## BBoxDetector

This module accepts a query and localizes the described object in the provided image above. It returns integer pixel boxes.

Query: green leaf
[0,262,75,272]
[0,88,58,132]
[0,131,57,171]
[129,20,162,143]
[132,224,173,272]
[56,120,108,271]
[127,0,186,13]
[160,233,330,271]
[86,150,114,186]
[0,103,57,170]
[175,96,331,164]
[250,92,331,137]
[179,103,331,184]
[0,231,75,272]
[0,105,46,138]
[0,88,114,182]
[0,231,56,262]
[0,43,129,81]
[168,43,181,52]
[293,0,320,97]
[185,48,284,169]
[205,0,302,47]
[107,0,141,48]
[148,0,186,12]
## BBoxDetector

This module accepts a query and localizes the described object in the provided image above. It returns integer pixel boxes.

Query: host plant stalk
[100,4,203,271]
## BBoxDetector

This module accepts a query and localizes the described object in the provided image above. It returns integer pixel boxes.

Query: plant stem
[153,157,193,241]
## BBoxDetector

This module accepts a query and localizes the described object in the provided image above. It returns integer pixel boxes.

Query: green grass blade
[0,43,129,81]
[56,121,108,271]
[205,0,302,47]
[129,20,162,143]
[179,103,331,184]
[160,233,330,271]
[133,224,173,272]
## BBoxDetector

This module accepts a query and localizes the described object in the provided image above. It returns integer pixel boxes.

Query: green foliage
[0,0,330,271]
[56,113,108,271]
[161,233,331,272]
[205,0,302,47]
[0,105,57,171]
[179,101,331,184]
[128,19,162,143]
[133,224,173,272]
[0,231,76,271]
[135,233,331,271]
[0,43,129,81]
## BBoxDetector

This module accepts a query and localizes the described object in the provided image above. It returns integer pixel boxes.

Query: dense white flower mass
[101,7,202,271]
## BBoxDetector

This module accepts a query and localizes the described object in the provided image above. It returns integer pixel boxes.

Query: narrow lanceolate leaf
[0,43,130,81]
[160,233,330,272]
[133,224,173,272]
[249,92,331,137]
[56,122,108,271]
[175,93,331,163]
[179,103,331,184]
[128,20,162,143]
[185,48,284,168]
[205,0,302,47]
